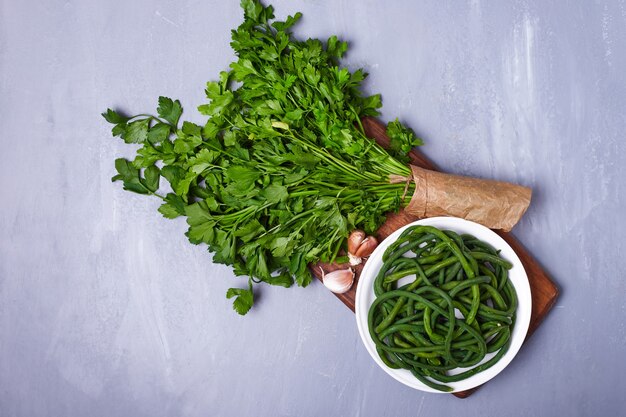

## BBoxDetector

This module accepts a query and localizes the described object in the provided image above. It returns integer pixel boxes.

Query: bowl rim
[354,216,532,393]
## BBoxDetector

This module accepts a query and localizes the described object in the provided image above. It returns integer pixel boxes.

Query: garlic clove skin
[322,268,355,294]
[355,236,378,258]
[348,252,363,266]
[347,230,366,255]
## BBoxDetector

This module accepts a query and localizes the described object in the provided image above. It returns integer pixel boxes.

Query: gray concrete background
[1,0,625,416]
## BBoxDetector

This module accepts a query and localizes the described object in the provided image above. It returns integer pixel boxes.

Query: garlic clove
[347,230,366,255]
[322,268,355,294]
[355,236,378,258]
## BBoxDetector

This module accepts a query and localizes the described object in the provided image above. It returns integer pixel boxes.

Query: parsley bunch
[103,0,422,314]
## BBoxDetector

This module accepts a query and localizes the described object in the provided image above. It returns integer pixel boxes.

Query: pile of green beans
[367,225,517,392]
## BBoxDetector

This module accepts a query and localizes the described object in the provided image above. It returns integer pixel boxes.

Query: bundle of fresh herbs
[103,0,422,314]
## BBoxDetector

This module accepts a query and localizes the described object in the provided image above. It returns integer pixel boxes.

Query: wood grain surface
[311,117,559,399]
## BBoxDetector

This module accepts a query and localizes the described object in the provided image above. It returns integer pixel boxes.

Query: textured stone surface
[1,0,625,416]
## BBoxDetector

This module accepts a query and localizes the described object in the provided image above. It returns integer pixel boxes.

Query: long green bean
[367,225,517,392]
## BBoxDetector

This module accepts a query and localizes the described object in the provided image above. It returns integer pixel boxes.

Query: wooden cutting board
[311,117,559,399]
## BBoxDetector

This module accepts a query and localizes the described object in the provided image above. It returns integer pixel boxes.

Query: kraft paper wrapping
[396,165,532,232]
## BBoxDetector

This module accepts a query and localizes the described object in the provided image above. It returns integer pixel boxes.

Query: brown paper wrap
[394,165,532,232]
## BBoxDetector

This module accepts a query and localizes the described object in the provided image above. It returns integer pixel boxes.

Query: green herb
[103,0,422,314]
[386,119,424,163]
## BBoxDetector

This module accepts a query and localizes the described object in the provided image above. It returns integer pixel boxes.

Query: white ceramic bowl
[355,217,532,393]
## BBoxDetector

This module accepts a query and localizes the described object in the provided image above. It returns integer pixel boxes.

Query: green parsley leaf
[157,96,182,127]
[112,158,151,195]
[142,165,160,192]
[261,183,288,204]
[264,271,293,287]
[161,165,185,190]
[123,119,150,144]
[226,278,254,315]
[386,118,423,161]
[147,122,171,144]
[234,220,265,243]
[158,193,187,219]
[185,203,216,244]
[101,108,129,124]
